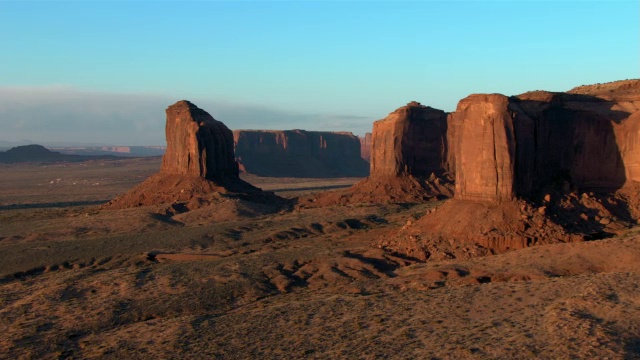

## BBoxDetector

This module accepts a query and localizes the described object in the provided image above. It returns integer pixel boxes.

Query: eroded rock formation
[103,101,282,212]
[300,102,454,206]
[162,100,239,180]
[370,101,450,177]
[380,80,640,260]
[450,94,517,203]
[233,130,369,178]
[448,80,640,203]
[359,133,372,162]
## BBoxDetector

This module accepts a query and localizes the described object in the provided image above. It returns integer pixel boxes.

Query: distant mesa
[233,129,369,178]
[0,144,165,163]
[7,144,59,158]
[358,132,372,162]
[369,101,451,178]
[0,144,113,163]
[53,146,165,157]
[103,100,284,213]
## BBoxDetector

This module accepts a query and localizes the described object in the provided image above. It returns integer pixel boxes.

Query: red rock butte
[162,100,239,180]
[370,101,451,178]
[301,101,454,206]
[380,79,640,260]
[103,100,281,210]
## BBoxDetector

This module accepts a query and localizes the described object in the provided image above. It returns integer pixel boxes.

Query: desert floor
[2,157,640,359]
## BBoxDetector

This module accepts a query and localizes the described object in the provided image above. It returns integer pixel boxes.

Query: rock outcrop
[103,101,283,212]
[381,79,640,260]
[233,130,369,178]
[450,94,517,203]
[370,101,450,177]
[359,133,372,162]
[162,100,239,180]
[448,80,640,203]
[300,102,454,206]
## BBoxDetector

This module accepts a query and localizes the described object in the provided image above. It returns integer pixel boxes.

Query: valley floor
[2,158,640,359]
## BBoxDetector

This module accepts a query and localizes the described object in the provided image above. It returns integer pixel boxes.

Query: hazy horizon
[1,1,638,146]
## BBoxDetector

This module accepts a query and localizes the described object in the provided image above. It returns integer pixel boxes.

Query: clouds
[0,86,375,146]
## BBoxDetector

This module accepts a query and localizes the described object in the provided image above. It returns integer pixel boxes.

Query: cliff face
[512,92,628,197]
[369,101,450,178]
[447,81,640,203]
[378,80,640,261]
[103,100,278,211]
[359,133,372,162]
[451,94,517,203]
[300,101,454,206]
[233,130,369,178]
[162,100,239,180]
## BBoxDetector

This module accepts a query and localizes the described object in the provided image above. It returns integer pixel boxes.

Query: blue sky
[0,0,638,145]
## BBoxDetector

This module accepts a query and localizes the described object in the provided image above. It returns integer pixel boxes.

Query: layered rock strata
[162,100,239,180]
[233,130,369,178]
[103,101,280,211]
[382,80,640,259]
[359,133,372,162]
[300,101,454,206]
[370,101,450,177]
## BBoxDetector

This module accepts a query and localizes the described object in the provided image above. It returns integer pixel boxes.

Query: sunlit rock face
[161,100,239,180]
[369,101,450,178]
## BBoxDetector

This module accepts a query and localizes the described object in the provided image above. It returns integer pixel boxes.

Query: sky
[0,0,638,146]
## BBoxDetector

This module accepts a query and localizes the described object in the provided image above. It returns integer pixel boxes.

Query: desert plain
[1,158,640,359]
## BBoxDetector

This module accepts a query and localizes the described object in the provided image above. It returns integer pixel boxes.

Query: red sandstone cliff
[450,94,517,203]
[233,130,369,178]
[381,80,640,260]
[103,101,281,211]
[162,100,239,180]
[299,101,454,206]
[359,133,372,162]
[370,101,450,177]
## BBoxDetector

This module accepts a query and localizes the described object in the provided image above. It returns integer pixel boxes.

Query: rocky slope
[233,130,369,178]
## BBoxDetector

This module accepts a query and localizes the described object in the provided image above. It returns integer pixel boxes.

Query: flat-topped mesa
[161,100,239,180]
[233,129,368,178]
[370,101,450,178]
[450,87,639,203]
